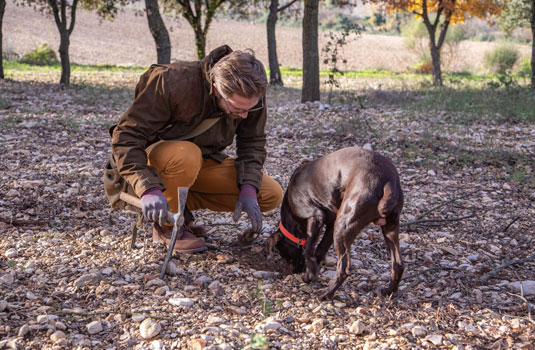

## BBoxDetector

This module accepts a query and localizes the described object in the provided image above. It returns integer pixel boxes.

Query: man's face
[216,90,263,120]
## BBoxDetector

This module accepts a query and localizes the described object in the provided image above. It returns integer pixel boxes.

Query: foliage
[19,43,59,65]
[498,0,532,36]
[247,333,269,349]
[517,58,532,78]
[321,23,360,103]
[484,43,519,74]
[401,17,429,60]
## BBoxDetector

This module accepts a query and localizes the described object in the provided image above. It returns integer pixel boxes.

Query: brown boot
[153,223,207,254]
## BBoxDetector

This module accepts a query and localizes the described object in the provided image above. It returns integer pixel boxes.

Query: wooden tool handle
[120,192,142,209]
[119,192,177,225]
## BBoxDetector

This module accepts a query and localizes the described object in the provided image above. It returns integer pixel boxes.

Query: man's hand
[141,188,169,226]
[233,184,262,233]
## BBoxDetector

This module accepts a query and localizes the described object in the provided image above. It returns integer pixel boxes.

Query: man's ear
[267,230,282,258]
[212,83,219,97]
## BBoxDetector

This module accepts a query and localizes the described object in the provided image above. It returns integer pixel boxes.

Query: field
[4,2,532,73]
[1,2,535,350]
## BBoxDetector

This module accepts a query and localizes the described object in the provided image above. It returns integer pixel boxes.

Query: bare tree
[266,0,299,85]
[301,0,319,102]
[0,0,5,79]
[145,0,171,64]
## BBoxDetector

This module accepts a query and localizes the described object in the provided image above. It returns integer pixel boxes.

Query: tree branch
[278,0,298,13]
[480,254,535,283]
[67,0,78,34]
[401,214,475,227]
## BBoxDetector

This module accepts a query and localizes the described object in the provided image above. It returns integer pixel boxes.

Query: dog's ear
[267,230,282,258]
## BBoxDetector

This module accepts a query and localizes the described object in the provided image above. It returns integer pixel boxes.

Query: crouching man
[107,45,282,253]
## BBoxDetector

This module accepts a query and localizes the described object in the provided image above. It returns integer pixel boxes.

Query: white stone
[427,169,436,176]
[86,320,103,334]
[132,315,146,322]
[425,334,443,346]
[412,326,427,337]
[169,297,195,307]
[166,261,178,276]
[458,321,477,333]
[50,330,66,343]
[508,281,535,296]
[74,273,102,287]
[349,320,367,335]
[26,291,36,300]
[154,286,169,296]
[151,340,164,350]
[0,300,7,312]
[140,318,161,339]
[311,319,324,332]
[5,248,18,258]
[55,321,67,331]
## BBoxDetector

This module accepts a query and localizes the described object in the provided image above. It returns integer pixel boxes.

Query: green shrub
[517,58,532,78]
[401,18,428,60]
[483,44,519,74]
[19,43,59,66]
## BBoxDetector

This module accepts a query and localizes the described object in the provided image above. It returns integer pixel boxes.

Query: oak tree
[302,0,320,102]
[0,0,5,79]
[368,0,503,86]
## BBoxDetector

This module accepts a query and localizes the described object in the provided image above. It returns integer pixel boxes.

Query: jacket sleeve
[112,68,172,197]
[234,98,267,191]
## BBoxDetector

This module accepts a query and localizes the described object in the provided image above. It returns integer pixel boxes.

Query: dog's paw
[380,287,397,297]
[317,288,334,301]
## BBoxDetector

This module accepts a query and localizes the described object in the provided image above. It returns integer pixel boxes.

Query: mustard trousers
[147,141,283,214]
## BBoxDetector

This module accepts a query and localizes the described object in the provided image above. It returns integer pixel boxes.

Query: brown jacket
[112,45,267,198]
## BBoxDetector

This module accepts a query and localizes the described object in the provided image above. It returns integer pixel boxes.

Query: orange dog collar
[279,221,306,246]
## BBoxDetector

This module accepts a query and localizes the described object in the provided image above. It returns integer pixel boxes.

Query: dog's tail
[374,181,400,226]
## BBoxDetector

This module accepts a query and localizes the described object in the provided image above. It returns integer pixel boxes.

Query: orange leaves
[372,0,504,24]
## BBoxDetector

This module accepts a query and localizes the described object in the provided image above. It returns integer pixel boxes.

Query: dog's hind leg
[303,215,324,283]
[319,218,367,301]
[314,222,334,265]
[380,214,404,296]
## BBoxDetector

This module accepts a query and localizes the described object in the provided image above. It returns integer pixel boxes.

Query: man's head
[210,50,267,119]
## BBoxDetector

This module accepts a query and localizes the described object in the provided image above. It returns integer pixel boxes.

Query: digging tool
[119,187,188,278]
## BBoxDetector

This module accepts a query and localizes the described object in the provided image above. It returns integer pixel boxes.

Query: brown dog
[268,147,404,300]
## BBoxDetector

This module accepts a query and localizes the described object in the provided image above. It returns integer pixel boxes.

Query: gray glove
[233,184,262,233]
[141,188,169,226]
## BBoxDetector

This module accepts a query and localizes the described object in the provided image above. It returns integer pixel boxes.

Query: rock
[412,326,427,337]
[169,297,195,307]
[5,248,18,258]
[0,273,14,286]
[50,330,66,343]
[18,324,30,337]
[255,317,282,332]
[150,340,164,350]
[146,278,166,288]
[206,316,226,325]
[508,281,535,296]
[114,314,127,323]
[166,261,178,276]
[55,321,67,331]
[349,320,367,335]
[425,334,443,346]
[154,286,169,296]
[311,319,325,332]
[74,273,102,287]
[427,169,436,176]
[101,267,113,275]
[458,321,477,333]
[195,275,212,283]
[474,289,483,304]
[37,315,56,324]
[208,280,220,289]
[132,315,146,322]
[86,320,103,334]
[26,291,36,300]
[187,338,207,350]
[140,318,161,339]
[0,300,7,312]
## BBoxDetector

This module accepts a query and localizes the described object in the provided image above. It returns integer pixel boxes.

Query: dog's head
[267,193,306,273]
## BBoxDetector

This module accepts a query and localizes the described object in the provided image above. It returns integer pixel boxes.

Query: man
[110,45,283,253]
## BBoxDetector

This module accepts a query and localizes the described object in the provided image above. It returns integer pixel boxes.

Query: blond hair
[209,50,267,99]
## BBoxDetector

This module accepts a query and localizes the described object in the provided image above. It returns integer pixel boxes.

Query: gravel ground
[1,68,535,349]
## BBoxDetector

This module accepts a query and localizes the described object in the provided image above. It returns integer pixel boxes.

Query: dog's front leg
[302,216,323,283]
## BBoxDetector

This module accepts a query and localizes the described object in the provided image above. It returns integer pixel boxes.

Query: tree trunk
[145,0,171,64]
[194,26,206,60]
[531,0,534,90]
[0,0,5,79]
[301,0,320,102]
[430,44,442,86]
[267,0,282,85]
[59,31,70,85]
